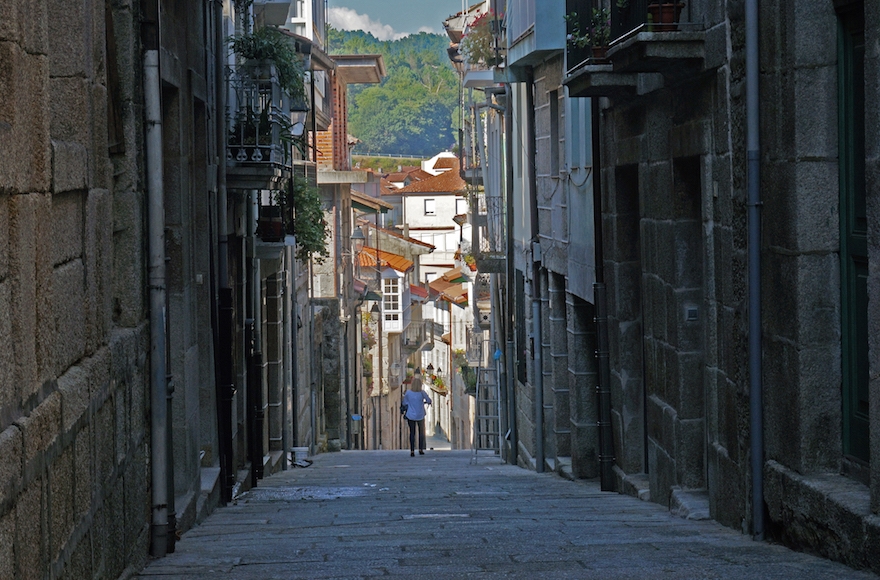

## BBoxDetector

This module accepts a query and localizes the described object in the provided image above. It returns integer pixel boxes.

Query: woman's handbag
[400,402,408,416]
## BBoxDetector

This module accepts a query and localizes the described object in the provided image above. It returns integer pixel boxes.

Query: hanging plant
[460,11,504,67]
[283,174,329,263]
[228,26,306,102]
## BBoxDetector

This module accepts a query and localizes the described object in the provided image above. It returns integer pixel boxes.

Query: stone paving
[136,446,877,579]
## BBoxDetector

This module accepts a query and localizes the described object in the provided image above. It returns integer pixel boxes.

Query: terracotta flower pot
[647,2,685,31]
[591,46,609,60]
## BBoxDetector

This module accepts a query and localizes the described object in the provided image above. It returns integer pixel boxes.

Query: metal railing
[227,63,293,169]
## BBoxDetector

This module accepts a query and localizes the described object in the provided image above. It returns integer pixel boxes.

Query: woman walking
[401,369,432,456]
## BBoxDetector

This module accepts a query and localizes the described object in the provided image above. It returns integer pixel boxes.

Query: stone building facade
[1,0,156,575]
[458,0,880,573]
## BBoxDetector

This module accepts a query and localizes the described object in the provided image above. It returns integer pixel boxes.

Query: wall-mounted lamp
[351,226,366,253]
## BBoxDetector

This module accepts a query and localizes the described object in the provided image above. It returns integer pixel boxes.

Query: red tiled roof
[358,247,414,272]
[410,285,429,302]
[428,273,468,307]
[433,157,457,169]
[397,162,466,194]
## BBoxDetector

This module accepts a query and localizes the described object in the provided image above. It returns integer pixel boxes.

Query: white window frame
[424,198,436,216]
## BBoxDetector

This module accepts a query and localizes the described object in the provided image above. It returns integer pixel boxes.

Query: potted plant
[362,356,373,377]
[647,1,686,31]
[229,26,306,103]
[460,10,504,68]
[565,8,612,59]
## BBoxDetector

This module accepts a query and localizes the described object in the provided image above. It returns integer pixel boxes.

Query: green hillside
[327,28,460,157]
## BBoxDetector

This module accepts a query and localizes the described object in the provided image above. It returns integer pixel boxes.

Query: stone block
[52,260,87,372]
[90,84,112,190]
[94,398,115,488]
[793,2,838,69]
[84,188,112,350]
[51,190,84,269]
[66,529,94,579]
[0,0,20,43]
[0,44,51,194]
[6,195,36,392]
[0,282,14,409]
[19,0,47,55]
[49,444,74,560]
[48,76,89,144]
[675,351,704,420]
[796,345,842,472]
[58,365,88,433]
[0,195,7,279]
[74,425,92,523]
[21,392,61,466]
[51,142,88,195]
[793,68,837,162]
[763,337,802,468]
[675,417,705,489]
[792,162,839,253]
[794,252,841,347]
[0,509,14,580]
[16,478,45,580]
[47,0,87,78]
[647,438,675,507]
[0,426,22,505]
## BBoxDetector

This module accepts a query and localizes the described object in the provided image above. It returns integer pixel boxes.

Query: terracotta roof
[357,247,414,273]
[351,190,394,212]
[407,168,433,181]
[429,273,468,306]
[397,163,466,194]
[386,172,409,182]
[355,220,435,253]
[433,157,457,170]
[410,285,429,301]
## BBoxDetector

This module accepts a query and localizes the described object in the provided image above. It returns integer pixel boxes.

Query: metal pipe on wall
[746,0,765,541]
[591,97,615,491]
[504,82,517,465]
[525,68,545,473]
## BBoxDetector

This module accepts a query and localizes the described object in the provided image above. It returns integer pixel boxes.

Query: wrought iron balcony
[226,62,295,191]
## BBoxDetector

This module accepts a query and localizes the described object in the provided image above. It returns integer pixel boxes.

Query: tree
[328,28,459,156]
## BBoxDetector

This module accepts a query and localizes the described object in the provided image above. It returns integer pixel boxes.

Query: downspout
[143,1,168,557]
[525,67,545,473]
[746,0,765,541]
[213,0,236,503]
[504,82,517,465]
[247,191,265,486]
[591,97,615,491]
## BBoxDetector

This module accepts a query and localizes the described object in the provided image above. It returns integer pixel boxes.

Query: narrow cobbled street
[137,447,875,580]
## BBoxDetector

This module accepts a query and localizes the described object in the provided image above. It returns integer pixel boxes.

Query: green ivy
[287,174,329,263]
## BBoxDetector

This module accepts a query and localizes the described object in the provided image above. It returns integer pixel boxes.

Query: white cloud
[328,7,407,41]
[417,25,440,34]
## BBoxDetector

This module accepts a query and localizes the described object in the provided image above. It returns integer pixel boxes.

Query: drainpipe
[143,1,168,557]
[247,191,265,486]
[504,82,517,465]
[212,0,236,504]
[591,98,615,491]
[746,0,764,541]
[525,68,545,473]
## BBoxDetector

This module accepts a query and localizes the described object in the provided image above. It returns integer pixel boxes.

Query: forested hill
[327,27,459,157]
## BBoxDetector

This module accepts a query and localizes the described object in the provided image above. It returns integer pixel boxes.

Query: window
[456,198,468,215]
[550,90,560,175]
[383,278,399,311]
[839,3,869,464]
[424,198,436,215]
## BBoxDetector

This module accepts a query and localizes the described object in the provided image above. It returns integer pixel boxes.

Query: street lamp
[351,226,366,253]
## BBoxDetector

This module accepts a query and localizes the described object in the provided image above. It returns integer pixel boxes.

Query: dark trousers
[408,418,426,452]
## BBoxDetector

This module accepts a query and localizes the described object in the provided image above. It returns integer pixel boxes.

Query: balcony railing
[227,62,293,171]
[566,0,694,74]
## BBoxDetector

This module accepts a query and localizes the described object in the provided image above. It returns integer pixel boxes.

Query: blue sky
[328,0,466,40]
